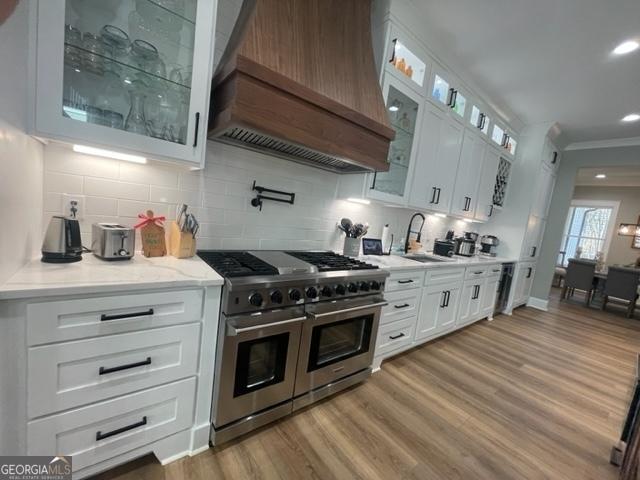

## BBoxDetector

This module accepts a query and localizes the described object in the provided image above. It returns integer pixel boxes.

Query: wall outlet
[62,193,85,220]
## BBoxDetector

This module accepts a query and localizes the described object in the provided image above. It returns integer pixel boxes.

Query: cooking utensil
[176,204,187,230]
[340,218,353,237]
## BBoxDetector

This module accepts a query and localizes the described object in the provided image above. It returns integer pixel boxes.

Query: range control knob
[306,287,318,299]
[289,289,302,302]
[347,283,358,293]
[117,249,129,257]
[270,290,283,304]
[249,292,263,307]
[359,281,370,292]
[370,280,381,291]
[335,284,346,295]
[321,286,333,297]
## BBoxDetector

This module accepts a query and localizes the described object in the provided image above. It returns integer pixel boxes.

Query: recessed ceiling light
[613,40,639,55]
[595,174,607,179]
[622,113,640,122]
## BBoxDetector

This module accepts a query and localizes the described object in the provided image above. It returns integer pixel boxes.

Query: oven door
[213,307,304,428]
[294,297,385,397]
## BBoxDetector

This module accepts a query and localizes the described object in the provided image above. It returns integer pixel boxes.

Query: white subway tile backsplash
[44,172,83,194]
[85,177,149,201]
[85,196,118,216]
[43,140,465,253]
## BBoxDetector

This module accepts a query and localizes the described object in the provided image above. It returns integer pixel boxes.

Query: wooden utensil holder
[169,221,196,258]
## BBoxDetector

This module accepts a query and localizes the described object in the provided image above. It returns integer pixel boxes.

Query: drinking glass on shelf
[64,24,82,69]
[125,85,149,136]
[103,110,124,129]
[130,39,158,68]
[95,70,129,125]
[87,106,105,126]
[100,24,130,66]
[81,33,105,75]
[145,56,166,81]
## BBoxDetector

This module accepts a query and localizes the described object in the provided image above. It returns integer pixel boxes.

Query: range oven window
[307,315,373,372]
[234,333,289,397]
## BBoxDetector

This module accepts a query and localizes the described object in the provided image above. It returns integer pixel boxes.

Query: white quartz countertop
[358,253,517,271]
[0,254,224,300]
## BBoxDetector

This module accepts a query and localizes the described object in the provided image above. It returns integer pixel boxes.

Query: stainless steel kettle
[41,216,83,263]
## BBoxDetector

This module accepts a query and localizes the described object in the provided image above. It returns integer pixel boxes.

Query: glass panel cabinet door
[431,74,450,105]
[389,39,427,88]
[34,0,215,165]
[470,105,481,128]
[452,91,466,118]
[371,82,420,198]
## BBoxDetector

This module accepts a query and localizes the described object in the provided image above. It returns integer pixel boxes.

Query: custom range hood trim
[208,0,395,174]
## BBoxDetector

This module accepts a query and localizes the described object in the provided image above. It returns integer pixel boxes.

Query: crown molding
[565,136,640,151]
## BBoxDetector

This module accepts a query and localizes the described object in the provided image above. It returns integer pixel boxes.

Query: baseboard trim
[527,297,549,311]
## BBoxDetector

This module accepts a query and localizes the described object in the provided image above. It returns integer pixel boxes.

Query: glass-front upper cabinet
[388,39,427,88]
[429,65,467,122]
[369,77,422,203]
[30,0,216,167]
[491,124,506,146]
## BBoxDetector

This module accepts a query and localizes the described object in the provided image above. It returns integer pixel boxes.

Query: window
[560,201,619,266]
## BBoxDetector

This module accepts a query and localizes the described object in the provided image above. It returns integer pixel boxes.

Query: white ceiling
[576,167,640,187]
[415,0,640,143]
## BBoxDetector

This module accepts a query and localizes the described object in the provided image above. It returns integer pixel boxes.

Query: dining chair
[602,266,640,318]
[554,251,567,287]
[562,259,597,306]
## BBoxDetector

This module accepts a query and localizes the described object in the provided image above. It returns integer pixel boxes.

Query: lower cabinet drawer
[425,267,465,285]
[385,270,424,292]
[28,323,200,418]
[27,378,196,472]
[381,289,421,325]
[27,289,204,346]
[465,267,488,280]
[376,316,416,357]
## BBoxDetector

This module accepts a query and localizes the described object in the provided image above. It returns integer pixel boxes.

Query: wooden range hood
[208,0,394,173]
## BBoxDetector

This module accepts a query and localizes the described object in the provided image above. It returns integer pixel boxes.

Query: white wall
[43,141,473,254]
[572,185,640,267]
[0,2,44,284]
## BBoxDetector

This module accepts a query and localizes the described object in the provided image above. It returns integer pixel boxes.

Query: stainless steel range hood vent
[218,127,368,174]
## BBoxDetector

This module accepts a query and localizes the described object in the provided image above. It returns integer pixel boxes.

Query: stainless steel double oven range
[197,250,388,444]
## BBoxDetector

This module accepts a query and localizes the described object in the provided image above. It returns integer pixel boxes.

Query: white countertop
[358,253,516,271]
[0,254,224,300]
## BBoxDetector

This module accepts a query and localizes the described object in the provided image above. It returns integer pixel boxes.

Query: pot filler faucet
[404,213,426,254]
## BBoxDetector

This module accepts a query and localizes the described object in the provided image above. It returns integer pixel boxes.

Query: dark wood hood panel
[208,0,394,173]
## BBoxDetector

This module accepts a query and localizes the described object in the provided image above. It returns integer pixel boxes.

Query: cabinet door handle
[99,357,152,376]
[435,188,441,204]
[446,290,451,307]
[450,90,458,109]
[389,332,406,340]
[477,113,484,129]
[472,285,481,300]
[440,291,447,308]
[552,152,558,164]
[398,279,414,284]
[394,303,410,309]
[96,416,148,441]
[193,112,200,147]
[480,113,486,130]
[531,246,537,257]
[101,308,154,322]
[527,268,533,278]
[489,205,494,217]
[447,87,455,106]
[430,186,437,204]
[473,271,483,275]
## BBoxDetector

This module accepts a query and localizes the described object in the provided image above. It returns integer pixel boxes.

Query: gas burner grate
[197,251,279,278]
[285,251,378,272]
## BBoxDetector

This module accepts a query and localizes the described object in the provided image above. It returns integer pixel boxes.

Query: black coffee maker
[41,216,83,263]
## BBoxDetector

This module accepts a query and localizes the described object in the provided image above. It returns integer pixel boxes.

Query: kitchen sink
[404,254,452,263]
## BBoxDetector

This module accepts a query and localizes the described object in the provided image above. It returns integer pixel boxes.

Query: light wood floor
[93,289,640,480]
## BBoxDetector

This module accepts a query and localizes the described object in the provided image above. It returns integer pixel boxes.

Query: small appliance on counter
[480,235,500,257]
[454,232,478,257]
[41,215,83,263]
[91,223,135,260]
[433,240,455,257]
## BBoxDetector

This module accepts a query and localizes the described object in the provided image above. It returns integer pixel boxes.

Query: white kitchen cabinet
[513,262,536,307]
[458,278,483,326]
[384,27,430,93]
[531,163,556,219]
[451,129,485,218]
[474,145,501,221]
[408,102,464,213]
[415,280,461,341]
[480,273,500,319]
[542,137,561,172]
[30,0,216,167]
[521,215,546,261]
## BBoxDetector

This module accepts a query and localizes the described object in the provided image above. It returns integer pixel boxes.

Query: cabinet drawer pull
[394,303,410,309]
[99,357,152,376]
[492,269,501,273]
[101,308,154,322]
[398,279,414,284]
[389,333,405,340]
[96,416,147,441]
[430,186,437,204]
[473,271,483,275]
[193,112,200,147]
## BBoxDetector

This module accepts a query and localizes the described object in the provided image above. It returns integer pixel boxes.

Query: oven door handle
[227,316,306,336]
[307,301,388,319]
